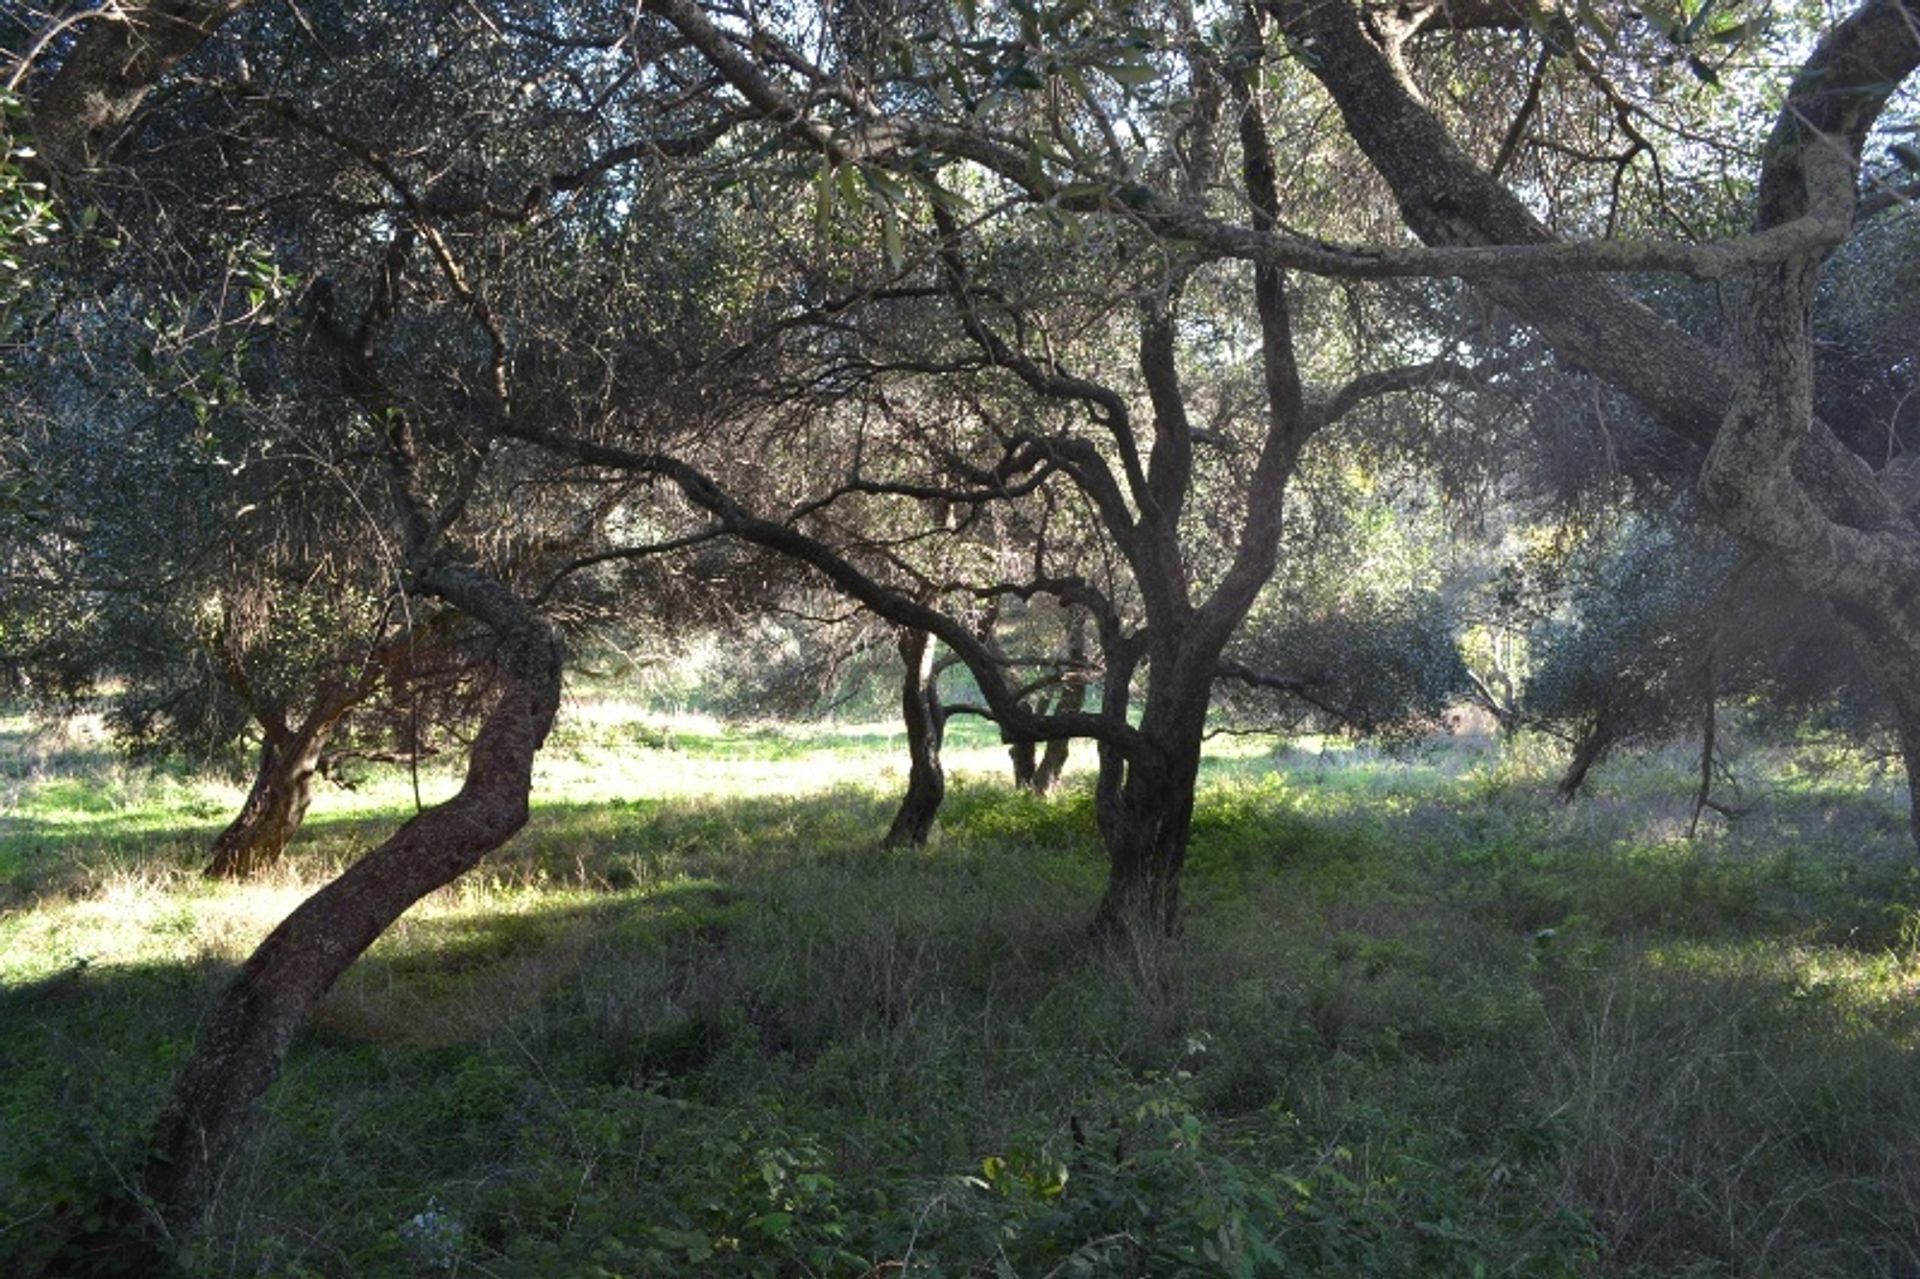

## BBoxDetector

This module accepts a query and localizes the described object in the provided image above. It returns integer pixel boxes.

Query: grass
[2,695,1919,1276]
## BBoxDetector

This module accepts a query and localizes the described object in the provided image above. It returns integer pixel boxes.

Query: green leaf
[1024,143,1051,193]
[838,162,865,213]
[1105,57,1159,88]
[916,175,971,218]
[1703,17,1765,44]
[1029,134,1070,164]
[881,205,904,269]
[747,1211,793,1237]
[814,161,835,237]
[993,61,1046,91]
[862,166,907,206]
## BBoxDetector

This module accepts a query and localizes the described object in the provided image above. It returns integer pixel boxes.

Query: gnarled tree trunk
[51,582,562,1274]
[1091,751,1200,943]
[1032,730,1072,796]
[884,628,945,847]
[1012,707,1075,793]
[1090,667,1211,942]
[204,720,333,879]
[1033,655,1087,797]
[1558,712,1616,801]
[1025,622,1088,795]
[204,673,382,878]
[27,0,258,173]
[1275,0,1920,852]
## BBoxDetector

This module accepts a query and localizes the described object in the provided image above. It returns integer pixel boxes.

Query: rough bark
[202,643,396,878]
[1274,0,1920,848]
[1012,697,1075,793]
[1091,731,1202,943]
[885,628,946,847]
[202,682,374,879]
[1089,655,1215,941]
[1032,622,1088,795]
[514,11,1324,937]
[1032,722,1074,795]
[27,0,257,173]
[48,572,562,1274]
[167,623,554,1207]
[203,730,324,879]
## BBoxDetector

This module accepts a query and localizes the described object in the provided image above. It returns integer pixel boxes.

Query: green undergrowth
[2,702,1918,1276]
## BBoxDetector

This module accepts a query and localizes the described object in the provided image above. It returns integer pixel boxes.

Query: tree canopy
[6,0,1919,1262]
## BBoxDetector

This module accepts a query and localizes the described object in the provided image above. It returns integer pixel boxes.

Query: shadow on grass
[559,714,1011,762]
[0,880,756,1270]
[6,766,1920,1278]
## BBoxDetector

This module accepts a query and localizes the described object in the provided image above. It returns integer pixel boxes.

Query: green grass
[3,697,1918,1276]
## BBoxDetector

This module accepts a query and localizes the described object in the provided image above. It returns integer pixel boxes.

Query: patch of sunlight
[3,771,248,832]
[0,870,311,983]
[0,849,682,993]
[527,716,1059,803]
[1645,936,1920,1035]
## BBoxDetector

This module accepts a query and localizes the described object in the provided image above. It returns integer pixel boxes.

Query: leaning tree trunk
[205,676,378,878]
[204,722,334,879]
[1032,735,1071,794]
[1558,707,1617,801]
[1024,620,1088,795]
[27,0,257,173]
[54,611,563,1273]
[885,628,945,847]
[1034,621,1088,795]
[1011,694,1077,793]
[1273,0,1920,853]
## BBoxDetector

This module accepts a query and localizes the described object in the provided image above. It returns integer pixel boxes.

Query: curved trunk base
[1558,725,1612,801]
[204,736,324,879]
[55,624,564,1270]
[1088,753,1196,978]
[885,766,946,848]
[1032,732,1073,795]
